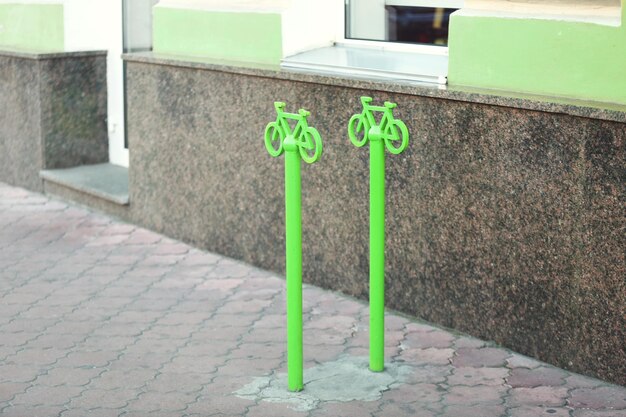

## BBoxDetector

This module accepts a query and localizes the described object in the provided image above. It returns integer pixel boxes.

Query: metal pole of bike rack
[265,102,323,391]
[348,96,409,372]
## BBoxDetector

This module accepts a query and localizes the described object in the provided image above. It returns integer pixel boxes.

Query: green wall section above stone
[153,7,282,66]
[0,4,63,52]
[448,13,626,105]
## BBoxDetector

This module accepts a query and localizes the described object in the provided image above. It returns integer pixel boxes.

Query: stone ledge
[122,51,626,124]
[0,48,108,61]
[40,164,129,206]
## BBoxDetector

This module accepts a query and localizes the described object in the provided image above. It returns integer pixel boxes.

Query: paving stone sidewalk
[0,182,625,417]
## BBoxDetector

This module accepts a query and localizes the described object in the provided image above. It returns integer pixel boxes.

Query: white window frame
[281,0,463,85]
[339,0,464,56]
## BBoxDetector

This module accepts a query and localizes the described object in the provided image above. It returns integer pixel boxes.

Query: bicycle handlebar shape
[264,102,323,164]
[348,96,409,154]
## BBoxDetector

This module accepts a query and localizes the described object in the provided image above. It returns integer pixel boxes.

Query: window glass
[346,2,459,46]
[387,7,456,46]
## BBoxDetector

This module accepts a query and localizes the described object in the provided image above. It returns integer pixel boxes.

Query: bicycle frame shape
[265,102,322,164]
[348,96,408,154]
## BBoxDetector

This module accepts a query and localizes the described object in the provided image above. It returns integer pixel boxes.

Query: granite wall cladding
[0,54,44,191]
[0,51,108,191]
[125,61,625,385]
[38,54,109,169]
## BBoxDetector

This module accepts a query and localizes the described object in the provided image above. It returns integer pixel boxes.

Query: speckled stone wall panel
[576,120,625,385]
[0,51,107,192]
[39,55,108,169]
[126,64,286,272]
[0,55,43,191]
[125,61,625,385]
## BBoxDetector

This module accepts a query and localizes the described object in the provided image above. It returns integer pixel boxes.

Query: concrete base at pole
[234,355,414,412]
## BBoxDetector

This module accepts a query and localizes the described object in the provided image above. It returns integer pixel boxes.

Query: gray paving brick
[404,329,456,349]
[445,384,508,405]
[508,386,569,407]
[0,364,42,383]
[0,405,66,417]
[404,365,452,384]
[310,401,378,417]
[125,391,195,413]
[176,344,230,361]
[8,347,67,366]
[398,347,454,365]
[160,355,225,374]
[569,386,626,410]
[144,371,207,394]
[572,411,626,417]
[382,382,442,405]
[508,405,571,417]
[0,319,58,334]
[507,366,568,388]
[11,384,83,406]
[88,369,156,391]
[447,366,509,386]
[107,352,172,371]
[440,404,506,417]
[0,381,29,402]
[184,399,250,416]
[61,408,123,417]
[69,388,136,410]
[246,402,310,417]
[34,366,103,387]
[25,333,83,350]
[80,336,136,352]
[217,357,282,377]
[374,402,437,417]
[55,350,118,368]
[451,347,511,367]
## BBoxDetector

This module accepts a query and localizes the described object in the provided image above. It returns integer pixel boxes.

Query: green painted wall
[153,7,282,66]
[0,3,64,52]
[448,12,626,105]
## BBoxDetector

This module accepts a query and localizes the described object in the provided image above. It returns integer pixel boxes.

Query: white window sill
[281,44,448,85]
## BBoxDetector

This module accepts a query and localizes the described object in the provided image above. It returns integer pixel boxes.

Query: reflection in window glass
[346,5,458,46]
[387,7,456,46]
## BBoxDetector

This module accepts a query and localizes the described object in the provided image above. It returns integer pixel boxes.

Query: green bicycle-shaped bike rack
[348,96,409,372]
[265,102,323,392]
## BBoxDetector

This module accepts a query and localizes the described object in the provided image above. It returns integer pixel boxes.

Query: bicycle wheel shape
[348,113,370,148]
[383,119,409,154]
[298,127,323,164]
[264,121,285,157]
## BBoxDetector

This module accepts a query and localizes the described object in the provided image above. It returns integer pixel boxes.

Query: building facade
[0,0,624,385]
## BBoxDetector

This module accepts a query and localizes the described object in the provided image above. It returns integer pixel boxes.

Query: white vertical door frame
[63,0,128,167]
[108,0,128,167]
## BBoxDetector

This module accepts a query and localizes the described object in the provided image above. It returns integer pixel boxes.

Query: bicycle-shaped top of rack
[348,96,409,154]
[264,102,323,164]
